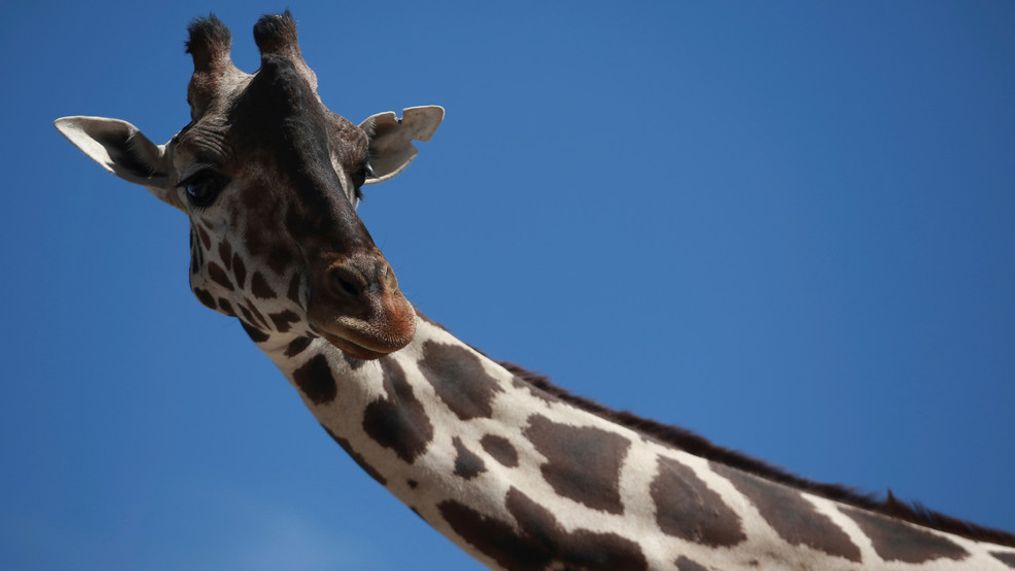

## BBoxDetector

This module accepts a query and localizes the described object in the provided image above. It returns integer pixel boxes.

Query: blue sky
[2,2,1014,569]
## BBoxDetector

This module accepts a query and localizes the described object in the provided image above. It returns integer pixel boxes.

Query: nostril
[328,266,367,298]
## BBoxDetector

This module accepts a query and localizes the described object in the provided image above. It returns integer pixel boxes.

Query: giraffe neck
[252,314,1015,571]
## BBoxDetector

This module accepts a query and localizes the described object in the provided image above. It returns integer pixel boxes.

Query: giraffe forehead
[180,57,367,186]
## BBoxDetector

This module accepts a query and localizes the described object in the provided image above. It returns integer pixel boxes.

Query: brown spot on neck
[651,456,745,547]
[284,336,313,357]
[712,463,861,562]
[841,506,968,563]
[418,341,502,420]
[992,551,1015,568]
[523,414,629,515]
[292,354,337,405]
[361,357,433,463]
[437,487,647,571]
[452,437,486,480]
[480,434,519,468]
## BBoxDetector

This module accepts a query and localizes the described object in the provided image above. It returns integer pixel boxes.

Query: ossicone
[253,10,300,57]
[185,13,233,72]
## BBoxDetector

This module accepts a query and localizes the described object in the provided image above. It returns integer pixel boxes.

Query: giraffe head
[54,12,442,359]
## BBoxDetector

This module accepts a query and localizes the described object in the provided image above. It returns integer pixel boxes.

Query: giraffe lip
[317,330,389,360]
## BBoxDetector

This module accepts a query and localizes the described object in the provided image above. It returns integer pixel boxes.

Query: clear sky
[2,2,1014,569]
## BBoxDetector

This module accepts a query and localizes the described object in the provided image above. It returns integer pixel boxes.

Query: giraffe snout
[308,255,416,359]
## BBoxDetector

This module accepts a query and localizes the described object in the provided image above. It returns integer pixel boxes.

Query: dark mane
[413,309,1015,547]
[497,361,1015,548]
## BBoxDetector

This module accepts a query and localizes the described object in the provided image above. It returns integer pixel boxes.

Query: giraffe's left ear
[359,106,444,185]
[54,116,173,195]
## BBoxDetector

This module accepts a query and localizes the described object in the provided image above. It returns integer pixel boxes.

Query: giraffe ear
[54,116,172,191]
[359,105,444,185]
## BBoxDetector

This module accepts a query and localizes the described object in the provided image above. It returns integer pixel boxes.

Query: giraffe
[54,12,1015,571]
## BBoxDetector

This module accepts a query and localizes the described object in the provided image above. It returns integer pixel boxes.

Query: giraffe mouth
[317,330,389,360]
[309,311,416,360]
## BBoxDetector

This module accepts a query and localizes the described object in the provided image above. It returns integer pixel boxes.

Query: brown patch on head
[237,304,259,329]
[218,239,233,270]
[266,244,293,276]
[242,298,269,330]
[438,487,647,571]
[712,463,860,562]
[269,310,299,333]
[523,414,629,515]
[250,271,276,299]
[232,254,247,289]
[675,556,708,571]
[361,357,433,463]
[418,341,502,420]
[192,287,217,310]
[651,456,745,547]
[841,506,968,563]
[291,354,337,405]
[452,437,486,480]
[190,230,201,274]
[238,185,274,258]
[217,298,235,316]
[207,262,234,291]
[321,425,386,486]
[284,336,313,357]
[287,272,303,307]
[480,434,519,468]
[992,552,1015,568]
[240,320,269,343]
[407,479,418,489]
[196,224,212,249]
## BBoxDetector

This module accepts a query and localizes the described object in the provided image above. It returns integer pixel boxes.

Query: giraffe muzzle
[307,255,416,359]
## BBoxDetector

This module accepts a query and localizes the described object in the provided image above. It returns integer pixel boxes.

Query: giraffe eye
[179,170,228,208]
[351,162,371,189]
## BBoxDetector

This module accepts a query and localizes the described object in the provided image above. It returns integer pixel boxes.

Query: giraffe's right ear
[54,116,174,196]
